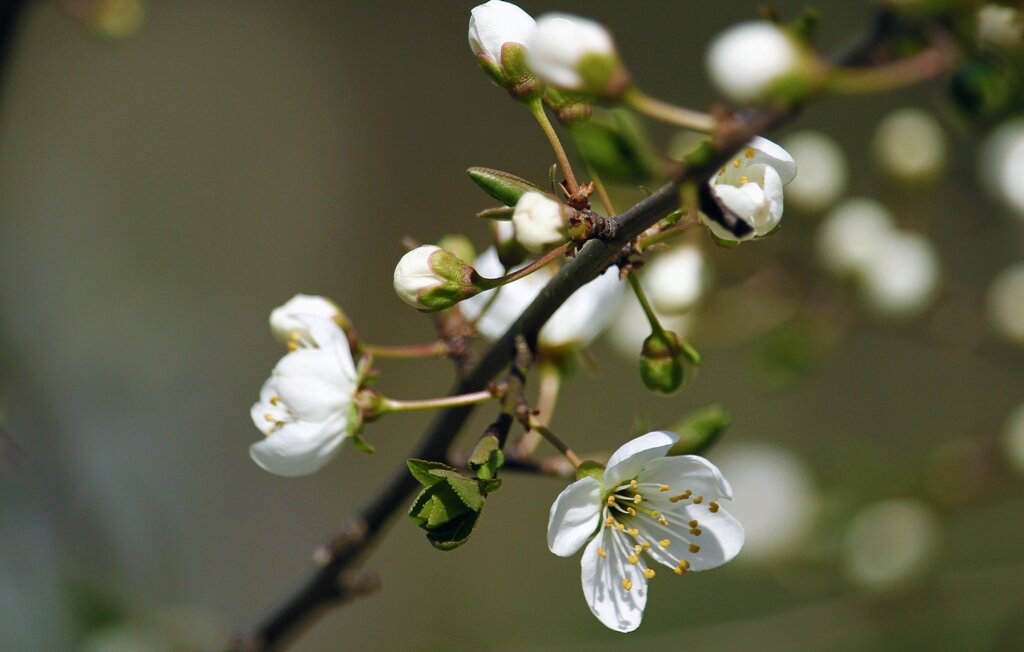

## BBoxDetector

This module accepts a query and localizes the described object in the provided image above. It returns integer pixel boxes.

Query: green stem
[515,361,562,457]
[380,390,496,414]
[624,87,715,133]
[527,98,580,196]
[527,419,582,468]
[827,45,954,95]
[476,241,572,290]
[626,272,664,336]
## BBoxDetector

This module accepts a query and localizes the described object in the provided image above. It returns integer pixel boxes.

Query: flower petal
[604,430,678,488]
[249,417,348,477]
[637,503,745,572]
[581,524,647,632]
[547,476,603,557]
[638,455,734,499]
[748,136,797,185]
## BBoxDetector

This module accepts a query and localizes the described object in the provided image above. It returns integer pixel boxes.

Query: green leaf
[426,508,483,551]
[407,458,456,488]
[468,434,505,481]
[430,469,485,512]
[569,108,660,184]
[476,206,515,221]
[409,484,472,529]
[467,167,544,207]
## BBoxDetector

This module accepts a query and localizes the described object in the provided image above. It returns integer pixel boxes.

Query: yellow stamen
[688,520,698,528]
[690,528,702,536]
[658,517,669,526]
[622,578,633,591]
[738,175,749,185]
[659,539,671,548]
[658,484,669,492]
[680,559,691,570]
[597,547,607,558]
[632,494,643,505]
[607,495,616,507]
[630,479,638,490]
[626,528,640,537]
[626,507,637,516]
[634,544,644,554]
[709,501,720,513]
[688,543,701,554]
[732,158,741,168]
[627,554,639,565]
[693,495,704,505]
[673,565,687,575]
[744,147,755,158]
[643,568,656,579]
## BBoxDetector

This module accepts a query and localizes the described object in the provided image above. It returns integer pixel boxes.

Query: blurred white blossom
[644,245,707,315]
[987,261,1024,345]
[873,108,947,183]
[817,198,895,276]
[459,247,623,351]
[841,499,940,591]
[977,4,1024,50]
[527,13,616,92]
[780,131,847,212]
[706,22,805,104]
[1002,401,1024,474]
[468,1,536,65]
[511,191,568,253]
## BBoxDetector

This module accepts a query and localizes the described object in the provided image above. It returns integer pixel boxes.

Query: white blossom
[987,261,1024,345]
[269,294,343,348]
[704,136,797,242]
[780,131,847,213]
[250,315,358,477]
[459,247,623,351]
[393,245,479,311]
[706,22,804,104]
[873,108,948,183]
[468,1,536,65]
[547,431,743,632]
[643,245,707,315]
[977,4,1024,50]
[527,13,616,91]
[511,191,568,253]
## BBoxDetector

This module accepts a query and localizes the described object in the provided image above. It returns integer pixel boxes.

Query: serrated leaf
[407,459,456,488]
[467,167,544,207]
[468,434,505,481]
[429,469,485,512]
[409,484,472,530]
[427,508,483,551]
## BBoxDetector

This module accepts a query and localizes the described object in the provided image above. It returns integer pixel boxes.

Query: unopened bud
[527,13,629,97]
[468,1,542,99]
[706,21,813,105]
[511,191,569,253]
[639,330,687,394]
[393,245,482,312]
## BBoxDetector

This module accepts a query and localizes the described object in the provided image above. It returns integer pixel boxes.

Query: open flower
[703,136,797,242]
[250,315,359,477]
[548,431,743,632]
[459,247,623,351]
[269,294,345,348]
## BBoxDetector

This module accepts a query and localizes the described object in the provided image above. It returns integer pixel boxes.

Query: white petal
[249,418,348,477]
[712,182,767,226]
[581,525,647,632]
[636,504,744,571]
[604,431,678,488]
[638,455,734,499]
[747,136,797,185]
[468,1,536,63]
[269,295,342,347]
[547,477,603,557]
[758,165,785,232]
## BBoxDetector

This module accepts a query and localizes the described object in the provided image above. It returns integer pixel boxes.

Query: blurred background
[1,1,1023,650]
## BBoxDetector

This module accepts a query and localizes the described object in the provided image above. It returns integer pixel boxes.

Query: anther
[634,544,644,554]
[269,396,281,406]
[658,484,669,492]
[738,175,749,185]
[643,568,656,579]
[693,495,704,504]
[615,522,625,531]
[597,547,607,558]
[622,578,633,591]
[626,507,636,516]
[709,501,720,513]
[626,528,640,537]
[630,479,638,490]
[607,496,616,507]
[744,147,755,158]
[690,528,702,536]
[632,494,643,505]
[627,554,639,565]
[688,520,698,528]
[673,565,687,575]
[659,539,671,548]
[688,543,701,554]
[658,517,668,526]
[732,158,741,168]
[605,516,615,526]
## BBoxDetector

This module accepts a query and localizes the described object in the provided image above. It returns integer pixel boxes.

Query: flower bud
[511,191,569,253]
[706,22,810,104]
[639,330,686,394]
[269,294,348,348]
[527,13,628,96]
[873,108,947,183]
[468,1,539,96]
[393,245,482,312]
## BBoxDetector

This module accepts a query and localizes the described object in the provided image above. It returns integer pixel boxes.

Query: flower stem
[515,361,562,457]
[527,98,580,197]
[475,241,573,290]
[827,44,955,95]
[623,87,716,133]
[379,390,497,414]
[634,216,698,252]
[527,419,582,468]
[626,272,665,336]
[363,341,447,360]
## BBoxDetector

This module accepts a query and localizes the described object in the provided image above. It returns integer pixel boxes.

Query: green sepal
[429,469,486,512]
[425,507,483,551]
[680,339,701,365]
[479,478,502,494]
[569,108,660,184]
[477,206,515,221]
[708,230,742,248]
[349,432,375,454]
[467,167,544,207]
[468,434,505,481]
[576,460,606,482]
[409,483,473,529]
[475,52,506,88]
[436,234,476,266]
[667,404,733,456]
